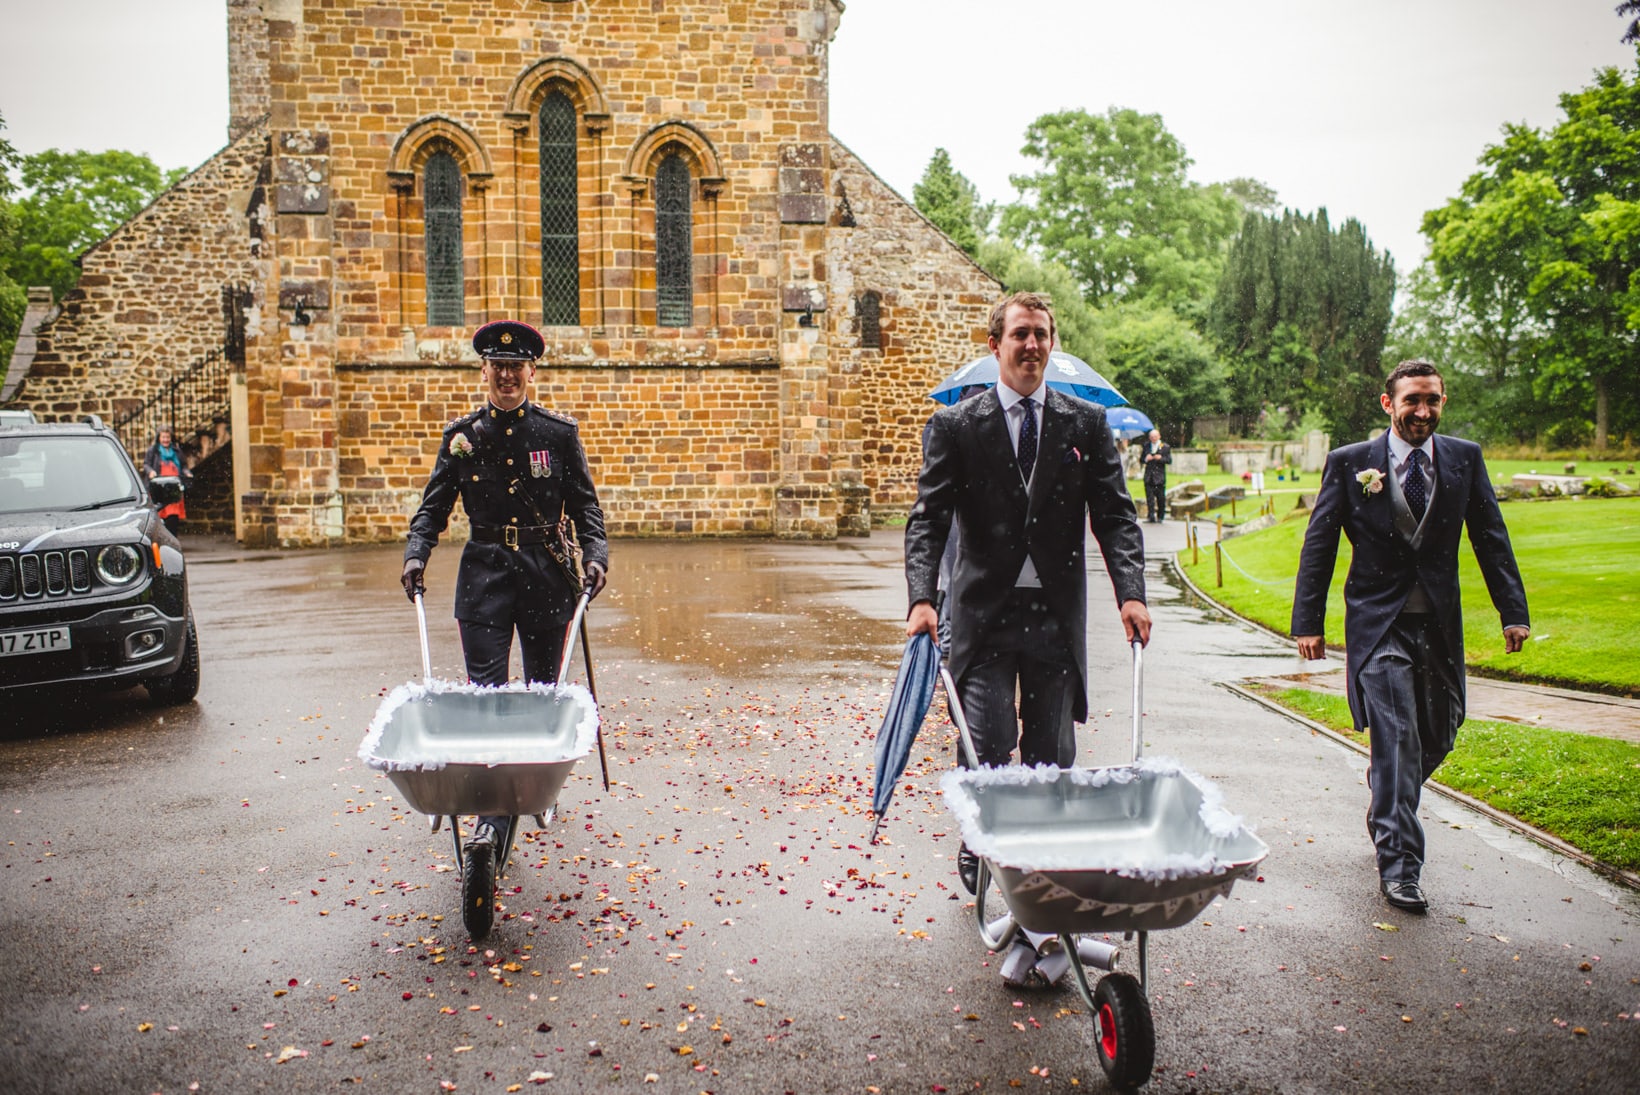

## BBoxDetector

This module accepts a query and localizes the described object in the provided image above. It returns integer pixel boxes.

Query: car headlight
[95,544,143,585]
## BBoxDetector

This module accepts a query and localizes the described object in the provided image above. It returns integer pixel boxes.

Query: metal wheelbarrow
[357,592,603,938]
[940,641,1268,1091]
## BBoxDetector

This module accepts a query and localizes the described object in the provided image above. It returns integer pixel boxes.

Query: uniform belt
[470,523,555,549]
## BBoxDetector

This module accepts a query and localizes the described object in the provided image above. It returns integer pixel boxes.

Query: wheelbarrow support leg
[559,593,610,793]
[581,612,610,792]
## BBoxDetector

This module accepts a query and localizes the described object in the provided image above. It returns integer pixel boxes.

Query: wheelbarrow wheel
[462,840,496,939]
[1093,973,1154,1091]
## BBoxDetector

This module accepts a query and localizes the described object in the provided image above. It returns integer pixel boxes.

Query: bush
[1543,419,1593,449]
[1584,478,1632,498]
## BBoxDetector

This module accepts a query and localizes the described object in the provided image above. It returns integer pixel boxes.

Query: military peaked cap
[473,319,545,361]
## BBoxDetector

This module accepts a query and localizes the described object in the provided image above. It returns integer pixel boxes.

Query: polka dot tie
[1016,400,1038,481]
[1404,449,1428,520]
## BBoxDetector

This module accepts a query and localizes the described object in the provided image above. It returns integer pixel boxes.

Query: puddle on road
[593,539,906,681]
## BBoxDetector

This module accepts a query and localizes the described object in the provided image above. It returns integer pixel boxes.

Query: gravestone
[1303,430,1329,472]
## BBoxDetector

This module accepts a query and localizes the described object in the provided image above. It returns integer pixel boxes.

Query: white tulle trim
[357,677,599,772]
[939,756,1257,881]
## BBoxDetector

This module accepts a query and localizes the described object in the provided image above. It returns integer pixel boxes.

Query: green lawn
[1264,687,1640,874]
[1177,497,1640,695]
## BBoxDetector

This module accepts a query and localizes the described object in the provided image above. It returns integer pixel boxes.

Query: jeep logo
[0,542,18,551]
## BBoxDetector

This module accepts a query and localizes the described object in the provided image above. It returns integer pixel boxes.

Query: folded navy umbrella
[870,631,941,844]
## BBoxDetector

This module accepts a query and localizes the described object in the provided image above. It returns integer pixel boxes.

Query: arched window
[858,290,882,350]
[423,150,465,326]
[655,153,693,328]
[539,90,579,326]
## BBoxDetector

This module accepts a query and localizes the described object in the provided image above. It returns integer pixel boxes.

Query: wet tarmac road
[1,530,1635,1094]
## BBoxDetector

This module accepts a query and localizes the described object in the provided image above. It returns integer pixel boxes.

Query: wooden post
[1216,515,1223,541]
[1214,540,1223,587]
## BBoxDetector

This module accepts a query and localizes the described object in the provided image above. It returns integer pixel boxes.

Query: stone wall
[335,360,781,542]
[16,129,268,427]
[14,0,1000,545]
[827,141,1000,519]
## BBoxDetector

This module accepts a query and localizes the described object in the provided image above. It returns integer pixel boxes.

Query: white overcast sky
[0,0,1634,275]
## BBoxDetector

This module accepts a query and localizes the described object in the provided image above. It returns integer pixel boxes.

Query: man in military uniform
[400,319,609,849]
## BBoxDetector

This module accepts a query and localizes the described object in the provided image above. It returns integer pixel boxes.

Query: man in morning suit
[1292,360,1528,914]
[905,291,1150,983]
[1141,428,1171,523]
[401,319,609,856]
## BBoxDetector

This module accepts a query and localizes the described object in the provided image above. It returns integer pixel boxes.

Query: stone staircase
[111,347,234,470]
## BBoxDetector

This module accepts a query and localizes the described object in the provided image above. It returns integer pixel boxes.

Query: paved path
[2,530,1634,1094]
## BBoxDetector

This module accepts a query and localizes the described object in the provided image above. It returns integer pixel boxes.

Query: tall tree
[2,148,181,301]
[912,147,987,258]
[1424,62,1640,448]
[1384,263,1541,445]
[1093,301,1226,444]
[1209,207,1397,443]
[973,238,1101,363]
[1001,107,1246,313]
[0,112,26,370]
[1620,1,1640,44]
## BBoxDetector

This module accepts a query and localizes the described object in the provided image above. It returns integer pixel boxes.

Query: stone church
[9,0,999,546]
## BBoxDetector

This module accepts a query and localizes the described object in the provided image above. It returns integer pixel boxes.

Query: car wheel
[146,612,200,705]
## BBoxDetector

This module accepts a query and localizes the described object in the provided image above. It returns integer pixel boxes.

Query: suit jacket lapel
[1422,434,1463,541]
[974,392,1029,515]
[1364,434,1403,539]
[1027,391,1068,519]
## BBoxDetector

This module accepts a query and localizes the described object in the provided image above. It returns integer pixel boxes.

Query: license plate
[0,626,71,657]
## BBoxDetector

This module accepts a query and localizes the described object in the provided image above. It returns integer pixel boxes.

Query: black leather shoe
[1381,879,1428,913]
[957,845,979,895]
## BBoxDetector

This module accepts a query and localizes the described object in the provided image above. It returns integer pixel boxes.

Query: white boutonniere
[1356,468,1385,496]
[449,433,474,458]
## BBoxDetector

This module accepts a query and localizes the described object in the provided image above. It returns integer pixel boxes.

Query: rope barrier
[1215,542,1298,587]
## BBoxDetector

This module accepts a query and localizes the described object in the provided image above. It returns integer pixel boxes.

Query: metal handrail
[111,347,233,464]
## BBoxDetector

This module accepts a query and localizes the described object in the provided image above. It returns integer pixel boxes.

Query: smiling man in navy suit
[1293,360,1529,914]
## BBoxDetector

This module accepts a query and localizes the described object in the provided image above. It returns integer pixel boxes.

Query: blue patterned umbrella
[929,351,1127,407]
[1105,406,1154,439]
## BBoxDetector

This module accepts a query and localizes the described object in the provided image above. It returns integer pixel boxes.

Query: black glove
[583,560,607,601]
[401,558,425,602]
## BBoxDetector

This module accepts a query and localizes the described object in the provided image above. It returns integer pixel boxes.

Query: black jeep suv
[0,416,200,704]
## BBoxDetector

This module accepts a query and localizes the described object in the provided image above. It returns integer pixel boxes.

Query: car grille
[0,550,94,600]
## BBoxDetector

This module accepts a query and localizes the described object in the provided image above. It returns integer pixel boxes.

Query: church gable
[17,0,992,546]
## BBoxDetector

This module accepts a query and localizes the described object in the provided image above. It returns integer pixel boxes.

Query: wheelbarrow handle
[939,663,982,772]
[414,592,432,683]
[1130,638,1144,763]
[557,591,591,685]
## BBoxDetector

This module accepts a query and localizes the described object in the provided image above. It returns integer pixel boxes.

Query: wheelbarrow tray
[358,679,598,817]
[942,757,1268,935]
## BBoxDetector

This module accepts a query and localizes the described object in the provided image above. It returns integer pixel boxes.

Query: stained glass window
[539,91,579,326]
[655,153,692,328]
[423,150,464,326]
